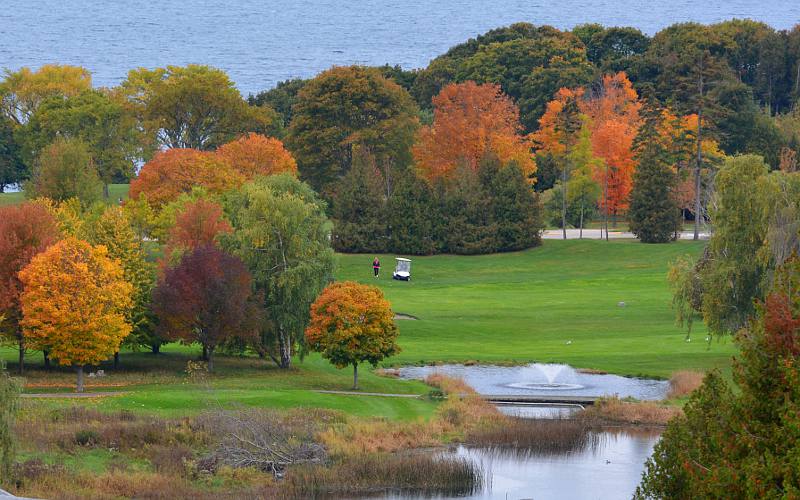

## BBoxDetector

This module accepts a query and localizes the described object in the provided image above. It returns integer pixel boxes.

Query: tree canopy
[306,281,399,390]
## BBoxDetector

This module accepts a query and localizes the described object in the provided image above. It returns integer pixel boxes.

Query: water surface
[2,1,798,93]
[397,363,669,400]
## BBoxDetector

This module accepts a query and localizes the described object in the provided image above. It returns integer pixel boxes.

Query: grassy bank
[0,184,130,206]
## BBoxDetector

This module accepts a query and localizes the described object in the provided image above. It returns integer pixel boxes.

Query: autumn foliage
[163,198,232,264]
[129,148,239,208]
[153,245,258,371]
[216,133,297,178]
[18,237,132,391]
[581,73,642,216]
[306,281,399,389]
[413,82,536,181]
[0,202,61,373]
[130,134,298,209]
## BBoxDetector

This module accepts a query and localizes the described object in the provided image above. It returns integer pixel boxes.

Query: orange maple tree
[163,199,232,265]
[532,87,585,157]
[129,148,242,209]
[305,281,399,390]
[581,73,642,224]
[413,82,536,182]
[19,237,133,392]
[215,133,297,179]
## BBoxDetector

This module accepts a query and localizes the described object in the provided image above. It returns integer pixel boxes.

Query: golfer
[372,257,381,278]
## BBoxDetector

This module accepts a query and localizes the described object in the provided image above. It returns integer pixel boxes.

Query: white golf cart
[392,257,412,281]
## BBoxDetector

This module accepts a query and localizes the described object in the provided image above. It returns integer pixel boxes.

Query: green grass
[4,239,734,420]
[337,240,733,378]
[0,183,130,206]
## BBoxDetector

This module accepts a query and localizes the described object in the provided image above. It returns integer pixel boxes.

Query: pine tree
[385,172,439,255]
[331,147,388,253]
[482,156,543,251]
[629,101,682,243]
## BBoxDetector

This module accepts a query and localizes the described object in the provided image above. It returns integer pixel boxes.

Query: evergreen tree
[629,101,683,243]
[482,156,543,251]
[331,147,388,253]
[385,172,439,255]
[439,165,497,254]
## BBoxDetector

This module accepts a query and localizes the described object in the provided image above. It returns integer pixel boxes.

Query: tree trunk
[278,330,292,369]
[17,340,24,375]
[43,350,51,370]
[603,166,609,241]
[103,182,110,200]
[207,347,214,372]
[579,205,584,239]
[352,363,359,390]
[561,163,568,239]
[202,344,208,361]
[694,76,704,241]
[113,351,120,369]
[151,343,160,354]
[76,366,85,393]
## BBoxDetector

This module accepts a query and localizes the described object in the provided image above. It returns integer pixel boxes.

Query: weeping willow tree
[0,357,21,486]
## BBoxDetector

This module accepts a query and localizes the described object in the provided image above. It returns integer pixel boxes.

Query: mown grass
[3,237,732,421]
[338,239,734,378]
[0,184,130,206]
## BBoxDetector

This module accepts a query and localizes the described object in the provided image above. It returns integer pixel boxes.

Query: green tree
[440,165,498,254]
[331,147,388,253]
[82,206,158,358]
[287,66,420,196]
[18,90,141,198]
[0,65,92,126]
[306,281,400,390]
[637,257,800,498]
[482,156,544,251]
[385,172,440,255]
[25,137,102,205]
[222,175,335,368]
[248,78,307,131]
[629,101,683,243]
[0,117,25,192]
[701,155,771,334]
[121,65,280,150]
[644,23,735,239]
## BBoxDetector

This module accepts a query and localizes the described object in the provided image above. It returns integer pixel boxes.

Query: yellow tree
[305,281,399,390]
[19,238,133,392]
[83,206,157,358]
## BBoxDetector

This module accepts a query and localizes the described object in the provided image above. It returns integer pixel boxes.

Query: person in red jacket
[372,257,380,278]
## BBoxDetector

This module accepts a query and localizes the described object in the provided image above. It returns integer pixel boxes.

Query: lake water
[2,1,799,94]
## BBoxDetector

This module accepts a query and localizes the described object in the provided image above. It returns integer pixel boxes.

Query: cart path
[315,390,422,398]
[21,391,128,398]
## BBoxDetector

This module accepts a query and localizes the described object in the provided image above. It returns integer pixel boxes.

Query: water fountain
[505,364,585,391]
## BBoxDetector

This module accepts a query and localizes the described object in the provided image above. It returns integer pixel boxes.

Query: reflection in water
[381,429,661,500]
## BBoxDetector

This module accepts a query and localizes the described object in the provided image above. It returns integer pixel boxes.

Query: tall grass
[282,453,483,498]
[667,370,705,398]
[466,417,599,456]
[579,397,681,425]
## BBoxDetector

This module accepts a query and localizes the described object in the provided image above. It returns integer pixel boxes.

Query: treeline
[2,19,800,255]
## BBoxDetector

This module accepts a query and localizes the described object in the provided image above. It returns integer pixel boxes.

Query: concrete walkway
[542,229,710,240]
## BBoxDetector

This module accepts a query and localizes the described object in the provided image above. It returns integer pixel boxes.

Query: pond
[381,363,665,499]
[396,363,669,400]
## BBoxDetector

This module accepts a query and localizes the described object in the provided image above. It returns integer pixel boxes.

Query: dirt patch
[394,313,418,320]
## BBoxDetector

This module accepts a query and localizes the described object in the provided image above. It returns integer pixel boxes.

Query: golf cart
[392,258,411,281]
